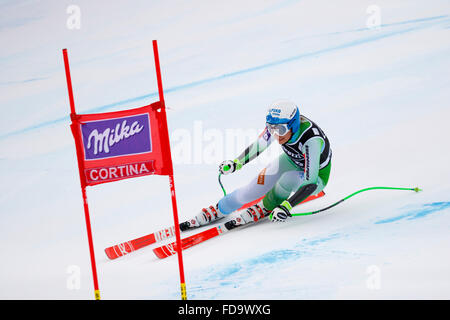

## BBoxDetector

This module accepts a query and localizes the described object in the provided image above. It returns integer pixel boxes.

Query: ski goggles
[266,123,290,136]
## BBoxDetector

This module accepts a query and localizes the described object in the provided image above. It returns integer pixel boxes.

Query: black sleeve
[287,183,317,207]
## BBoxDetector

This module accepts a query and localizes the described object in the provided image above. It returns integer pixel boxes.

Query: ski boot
[179,204,225,231]
[225,201,270,230]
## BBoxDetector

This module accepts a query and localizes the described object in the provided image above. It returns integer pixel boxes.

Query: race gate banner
[63,41,186,301]
[70,101,172,186]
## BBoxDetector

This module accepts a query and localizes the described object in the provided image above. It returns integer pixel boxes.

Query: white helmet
[266,100,300,135]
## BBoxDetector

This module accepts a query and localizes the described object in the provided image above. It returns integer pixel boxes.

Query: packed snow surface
[1,0,449,299]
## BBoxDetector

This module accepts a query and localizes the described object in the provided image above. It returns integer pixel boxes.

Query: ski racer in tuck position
[182,100,332,230]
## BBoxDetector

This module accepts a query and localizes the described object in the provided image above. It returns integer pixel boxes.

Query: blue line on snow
[205,249,303,280]
[1,15,448,140]
[375,202,450,224]
[204,234,345,282]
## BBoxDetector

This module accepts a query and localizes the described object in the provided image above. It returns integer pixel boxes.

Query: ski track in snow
[1,0,450,299]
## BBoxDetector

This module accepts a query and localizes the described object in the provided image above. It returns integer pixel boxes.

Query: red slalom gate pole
[79,186,101,300]
[63,49,101,300]
[152,40,187,300]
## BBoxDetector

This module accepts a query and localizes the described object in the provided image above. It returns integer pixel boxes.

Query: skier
[181,100,332,230]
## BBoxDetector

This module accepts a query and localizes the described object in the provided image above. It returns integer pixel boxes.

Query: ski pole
[218,163,234,196]
[218,173,227,196]
[272,186,422,219]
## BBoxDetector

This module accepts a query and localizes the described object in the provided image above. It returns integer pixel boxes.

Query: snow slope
[0,0,450,299]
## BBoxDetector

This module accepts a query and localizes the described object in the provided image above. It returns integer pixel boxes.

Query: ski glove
[219,159,243,175]
[270,200,293,222]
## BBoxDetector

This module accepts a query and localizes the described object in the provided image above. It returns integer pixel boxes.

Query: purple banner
[81,113,152,160]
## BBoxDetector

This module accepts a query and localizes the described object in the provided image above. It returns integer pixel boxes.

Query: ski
[104,196,268,260]
[153,216,252,259]
[104,225,177,259]
[153,191,326,259]
[105,191,325,260]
